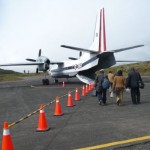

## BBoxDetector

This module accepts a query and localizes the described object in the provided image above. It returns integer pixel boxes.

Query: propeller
[79,51,82,57]
[36,68,38,74]
[26,49,50,73]
[26,49,41,62]
[26,58,36,62]
[38,49,41,57]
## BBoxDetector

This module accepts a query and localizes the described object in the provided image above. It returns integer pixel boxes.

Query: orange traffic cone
[85,84,89,94]
[54,96,64,116]
[62,81,66,88]
[88,84,91,91]
[74,88,80,101]
[1,122,14,150]
[36,104,49,132]
[82,85,86,96]
[67,91,75,107]
[91,84,94,90]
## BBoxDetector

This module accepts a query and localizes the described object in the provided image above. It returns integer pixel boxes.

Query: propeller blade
[26,59,36,62]
[36,68,38,74]
[39,49,41,56]
[68,57,78,60]
[79,51,82,57]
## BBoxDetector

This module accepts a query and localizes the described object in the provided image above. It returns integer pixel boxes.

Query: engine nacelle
[37,56,50,72]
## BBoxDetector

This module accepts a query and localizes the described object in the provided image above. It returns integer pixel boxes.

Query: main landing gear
[42,79,49,85]
[54,79,58,84]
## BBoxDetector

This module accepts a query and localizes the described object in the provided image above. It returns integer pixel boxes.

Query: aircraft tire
[42,79,49,85]
[54,79,58,84]
[46,79,49,85]
[42,79,46,85]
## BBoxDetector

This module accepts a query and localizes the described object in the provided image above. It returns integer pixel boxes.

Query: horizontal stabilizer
[61,45,144,54]
[61,45,98,53]
[110,45,144,53]
[116,60,142,62]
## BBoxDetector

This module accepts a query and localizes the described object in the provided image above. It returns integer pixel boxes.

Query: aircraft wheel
[42,79,49,85]
[46,79,49,85]
[42,79,46,85]
[54,79,58,84]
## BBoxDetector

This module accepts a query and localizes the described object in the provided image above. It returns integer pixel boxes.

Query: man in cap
[95,69,107,105]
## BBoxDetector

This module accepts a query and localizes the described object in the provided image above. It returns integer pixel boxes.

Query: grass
[105,61,150,76]
[95,61,150,76]
[0,73,43,82]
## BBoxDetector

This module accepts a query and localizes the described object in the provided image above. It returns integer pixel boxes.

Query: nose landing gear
[54,79,58,84]
[42,72,49,85]
[42,79,49,85]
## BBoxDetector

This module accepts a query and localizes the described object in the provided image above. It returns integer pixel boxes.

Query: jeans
[131,88,140,104]
[97,89,107,104]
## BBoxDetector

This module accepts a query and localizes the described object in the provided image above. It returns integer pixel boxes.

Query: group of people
[94,67,144,106]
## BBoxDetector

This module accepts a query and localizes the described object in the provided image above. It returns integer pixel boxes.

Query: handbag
[138,81,145,89]
[110,91,114,97]
[91,89,97,97]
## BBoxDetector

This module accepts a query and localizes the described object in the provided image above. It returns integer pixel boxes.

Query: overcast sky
[0,0,150,73]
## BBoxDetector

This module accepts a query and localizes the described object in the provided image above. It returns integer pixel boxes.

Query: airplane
[0,8,144,85]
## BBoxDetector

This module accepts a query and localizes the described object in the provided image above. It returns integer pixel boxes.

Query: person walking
[108,71,114,97]
[113,70,126,106]
[95,69,107,105]
[126,67,143,104]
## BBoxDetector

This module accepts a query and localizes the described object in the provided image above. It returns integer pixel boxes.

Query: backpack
[102,77,110,89]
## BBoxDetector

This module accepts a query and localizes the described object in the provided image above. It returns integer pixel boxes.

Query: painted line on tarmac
[76,135,150,150]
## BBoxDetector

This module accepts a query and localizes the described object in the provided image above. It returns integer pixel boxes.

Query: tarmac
[0,75,150,150]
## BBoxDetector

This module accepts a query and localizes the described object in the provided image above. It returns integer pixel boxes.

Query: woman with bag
[108,71,114,97]
[113,70,126,106]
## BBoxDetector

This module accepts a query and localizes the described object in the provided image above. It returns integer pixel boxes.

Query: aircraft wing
[61,44,144,53]
[0,62,44,66]
[50,61,64,65]
[0,61,64,66]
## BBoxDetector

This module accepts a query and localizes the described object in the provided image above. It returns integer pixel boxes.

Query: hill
[0,68,20,74]
[0,68,42,82]
[105,61,150,76]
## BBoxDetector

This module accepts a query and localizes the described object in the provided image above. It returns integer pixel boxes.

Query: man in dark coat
[126,67,142,104]
[95,69,107,105]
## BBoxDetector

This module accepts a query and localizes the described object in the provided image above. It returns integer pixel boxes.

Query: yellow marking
[8,123,15,128]
[19,118,24,121]
[76,135,150,150]
[27,114,32,117]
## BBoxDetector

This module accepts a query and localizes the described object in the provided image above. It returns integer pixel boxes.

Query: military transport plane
[0,8,144,85]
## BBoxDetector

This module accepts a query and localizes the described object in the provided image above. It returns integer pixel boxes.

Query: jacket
[113,75,126,89]
[126,70,142,88]
[108,73,114,83]
[95,72,104,92]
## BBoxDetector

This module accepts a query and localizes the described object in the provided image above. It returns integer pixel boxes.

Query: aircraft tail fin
[90,8,106,53]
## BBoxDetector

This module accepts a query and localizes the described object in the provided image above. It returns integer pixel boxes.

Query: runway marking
[76,135,150,150]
